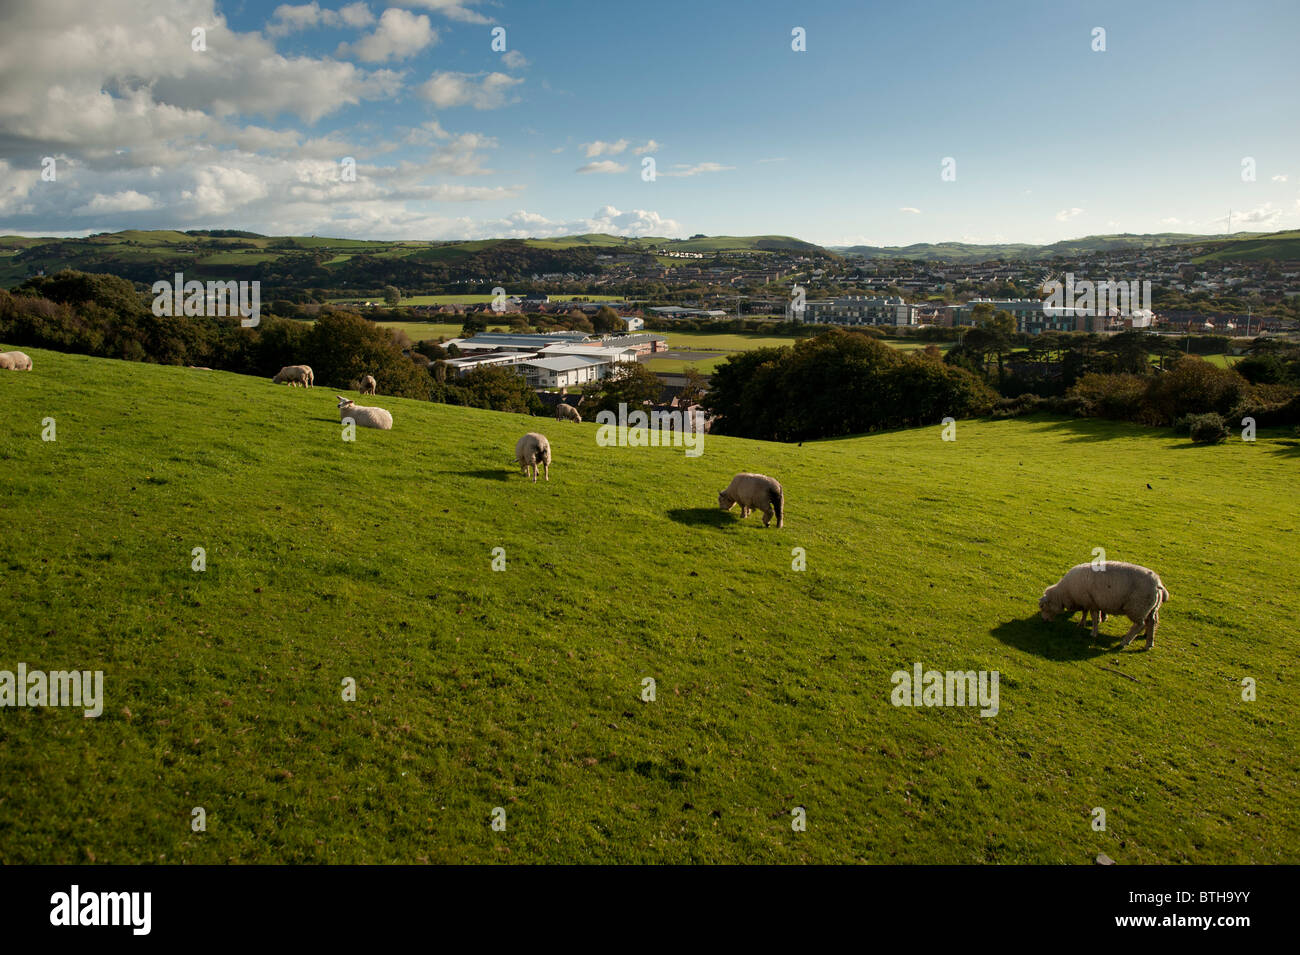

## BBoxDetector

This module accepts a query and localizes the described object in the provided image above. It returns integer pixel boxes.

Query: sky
[1,0,1298,246]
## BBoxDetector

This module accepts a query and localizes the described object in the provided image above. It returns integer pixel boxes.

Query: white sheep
[356,374,377,396]
[0,351,33,371]
[337,395,393,430]
[272,364,314,387]
[1039,561,1171,650]
[718,472,784,528]
[554,402,581,423]
[515,432,551,482]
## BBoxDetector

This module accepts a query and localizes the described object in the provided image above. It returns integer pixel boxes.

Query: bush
[990,394,1047,419]
[1188,413,1228,444]
[1145,356,1246,425]
[1067,373,1151,423]
[1229,390,1300,428]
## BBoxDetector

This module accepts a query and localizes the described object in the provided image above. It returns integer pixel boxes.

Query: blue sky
[1,0,1297,244]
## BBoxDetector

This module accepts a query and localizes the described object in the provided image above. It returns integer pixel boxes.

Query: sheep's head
[1038,591,1063,621]
[718,491,734,511]
[337,395,353,409]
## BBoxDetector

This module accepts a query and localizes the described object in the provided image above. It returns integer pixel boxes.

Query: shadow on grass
[1025,417,1152,443]
[666,507,733,528]
[1269,439,1300,457]
[450,468,512,482]
[990,614,1116,660]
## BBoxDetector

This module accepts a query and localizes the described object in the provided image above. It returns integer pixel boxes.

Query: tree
[678,367,708,408]
[383,285,401,306]
[591,305,623,334]
[307,309,430,399]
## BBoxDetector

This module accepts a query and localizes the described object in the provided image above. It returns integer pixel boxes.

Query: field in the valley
[1,347,1296,863]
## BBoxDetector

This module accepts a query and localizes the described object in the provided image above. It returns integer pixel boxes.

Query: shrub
[1188,413,1228,444]
[1145,356,1246,425]
[1067,373,1150,422]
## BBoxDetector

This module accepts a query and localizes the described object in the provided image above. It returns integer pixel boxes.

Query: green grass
[1,347,1297,863]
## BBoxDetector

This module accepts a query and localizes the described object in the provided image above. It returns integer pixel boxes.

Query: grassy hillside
[1,348,1297,863]
[836,232,1273,263]
[0,231,834,288]
[1194,230,1300,263]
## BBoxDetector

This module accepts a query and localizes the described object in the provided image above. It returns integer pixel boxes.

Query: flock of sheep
[4,354,1172,651]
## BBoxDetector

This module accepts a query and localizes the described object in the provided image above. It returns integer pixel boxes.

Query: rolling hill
[834,231,1298,263]
[0,230,833,291]
[1,348,1297,862]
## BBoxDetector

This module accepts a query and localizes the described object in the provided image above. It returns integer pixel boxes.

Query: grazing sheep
[0,351,33,371]
[272,364,314,388]
[515,432,551,483]
[718,472,784,528]
[356,374,377,396]
[337,395,393,430]
[1039,561,1171,650]
[555,402,581,423]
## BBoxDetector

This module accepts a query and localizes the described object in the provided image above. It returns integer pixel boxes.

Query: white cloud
[501,50,528,69]
[634,140,660,155]
[582,139,628,158]
[268,2,376,36]
[79,190,157,213]
[418,71,521,109]
[899,207,921,214]
[1055,207,1084,221]
[400,1,492,25]
[1229,203,1282,226]
[338,8,436,62]
[1271,174,1288,182]
[659,162,733,177]
[576,160,626,174]
[1160,217,1182,225]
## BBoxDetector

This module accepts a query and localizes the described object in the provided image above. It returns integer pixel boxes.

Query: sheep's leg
[543,461,549,482]
[1119,618,1144,648]
[1090,609,1101,641]
[1143,609,1158,650]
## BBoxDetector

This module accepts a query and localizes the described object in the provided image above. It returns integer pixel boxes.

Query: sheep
[555,402,582,423]
[515,432,551,483]
[272,364,314,388]
[718,472,784,528]
[1039,561,1171,650]
[356,374,377,396]
[337,395,393,430]
[0,351,33,371]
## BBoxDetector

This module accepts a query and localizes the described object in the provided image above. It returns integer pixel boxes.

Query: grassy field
[1,347,1297,863]
[649,332,953,374]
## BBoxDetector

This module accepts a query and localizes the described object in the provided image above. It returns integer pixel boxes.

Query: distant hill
[832,232,1293,263]
[0,230,835,290]
[1192,230,1300,263]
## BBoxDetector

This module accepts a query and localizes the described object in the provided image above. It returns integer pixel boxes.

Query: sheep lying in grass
[273,364,314,387]
[515,432,551,482]
[555,402,581,423]
[718,472,784,528]
[337,395,393,430]
[356,374,377,395]
[1039,561,1170,650]
[0,351,33,370]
